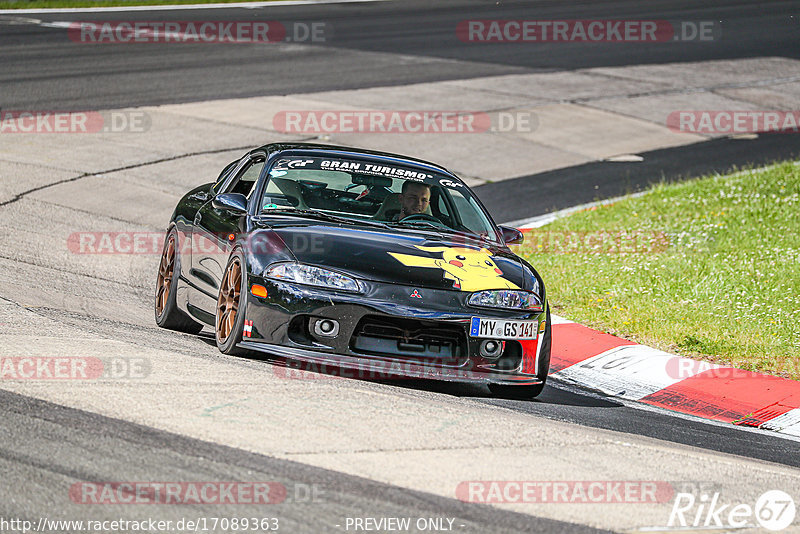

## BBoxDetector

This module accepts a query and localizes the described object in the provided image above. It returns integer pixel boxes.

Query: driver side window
[224,156,266,198]
[211,160,238,194]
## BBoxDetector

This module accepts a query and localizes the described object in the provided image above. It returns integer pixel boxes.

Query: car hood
[251,221,532,292]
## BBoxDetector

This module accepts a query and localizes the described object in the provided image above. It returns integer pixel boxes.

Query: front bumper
[238,276,547,385]
[239,341,544,385]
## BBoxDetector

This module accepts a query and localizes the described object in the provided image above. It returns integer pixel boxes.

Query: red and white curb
[508,167,800,437]
[548,315,800,437]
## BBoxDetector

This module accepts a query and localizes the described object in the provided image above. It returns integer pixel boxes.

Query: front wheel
[215,251,249,356]
[488,305,551,399]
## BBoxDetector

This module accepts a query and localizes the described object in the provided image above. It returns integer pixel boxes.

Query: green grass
[514,161,800,380]
[0,0,276,8]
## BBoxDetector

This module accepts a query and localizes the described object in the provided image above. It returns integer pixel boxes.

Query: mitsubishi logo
[410,289,422,299]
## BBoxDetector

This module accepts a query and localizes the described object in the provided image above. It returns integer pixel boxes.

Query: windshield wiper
[386,219,461,233]
[259,209,390,228]
[387,221,494,244]
[391,220,446,230]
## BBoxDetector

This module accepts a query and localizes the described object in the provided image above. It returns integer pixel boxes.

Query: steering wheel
[399,213,442,224]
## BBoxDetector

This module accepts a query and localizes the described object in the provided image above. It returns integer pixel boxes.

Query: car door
[177,158,239,285]
[187,153,266,319]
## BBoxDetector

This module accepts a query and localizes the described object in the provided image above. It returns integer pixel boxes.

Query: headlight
[468,290,543,311]
[265,262,360,292]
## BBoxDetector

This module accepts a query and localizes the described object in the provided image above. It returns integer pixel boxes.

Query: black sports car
[155,143,551,397]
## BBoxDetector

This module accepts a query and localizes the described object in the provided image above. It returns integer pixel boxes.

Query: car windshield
[258,155,500,241]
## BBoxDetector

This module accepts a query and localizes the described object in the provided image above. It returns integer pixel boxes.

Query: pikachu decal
[389,245,519,291]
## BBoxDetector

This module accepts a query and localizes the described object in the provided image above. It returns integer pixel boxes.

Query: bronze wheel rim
[217,257,242,343]
[155,234,175,318]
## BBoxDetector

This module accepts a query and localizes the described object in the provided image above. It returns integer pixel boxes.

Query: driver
[396,181,431,220]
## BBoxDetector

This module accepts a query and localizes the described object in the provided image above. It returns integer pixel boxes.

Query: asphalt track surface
[2,1,800,532]
[0,389,607,534]
[478,133,800,221]
[0,0,798,110]
[2,0,798,211]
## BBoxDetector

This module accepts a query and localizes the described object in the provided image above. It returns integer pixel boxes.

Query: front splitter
[238,341,542,386]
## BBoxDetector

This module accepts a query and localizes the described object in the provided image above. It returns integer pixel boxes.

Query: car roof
[256,142,462,182]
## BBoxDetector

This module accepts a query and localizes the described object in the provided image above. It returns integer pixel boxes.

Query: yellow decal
[389,245,519,291]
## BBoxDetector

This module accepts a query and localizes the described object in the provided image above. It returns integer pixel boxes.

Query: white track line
[0,0,386,14]
[504,192,647,229]
[505,160,800,228]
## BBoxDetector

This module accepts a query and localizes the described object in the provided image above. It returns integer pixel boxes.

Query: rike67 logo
[668,490,796,531]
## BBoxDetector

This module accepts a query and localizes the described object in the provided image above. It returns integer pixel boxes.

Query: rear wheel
[488,306,551,399]
[155,228,203,334]
[215,251,249,356]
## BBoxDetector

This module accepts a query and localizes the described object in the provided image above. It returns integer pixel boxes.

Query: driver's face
[400,183,431,216]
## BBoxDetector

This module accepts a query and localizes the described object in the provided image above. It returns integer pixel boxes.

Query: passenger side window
[434,190,452,220]
[225,157,265,198]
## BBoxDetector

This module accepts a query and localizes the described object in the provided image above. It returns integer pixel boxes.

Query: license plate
[469,317,538,340]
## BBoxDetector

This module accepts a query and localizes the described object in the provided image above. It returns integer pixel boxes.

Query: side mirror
[212,193,248,214]
[499,225,524,245]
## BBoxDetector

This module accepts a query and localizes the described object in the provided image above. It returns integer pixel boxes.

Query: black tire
[488,305,551,399]
[215,250,249,356]
[155,227,204,334]
[489,382,545,399]
[537,304,552,381]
